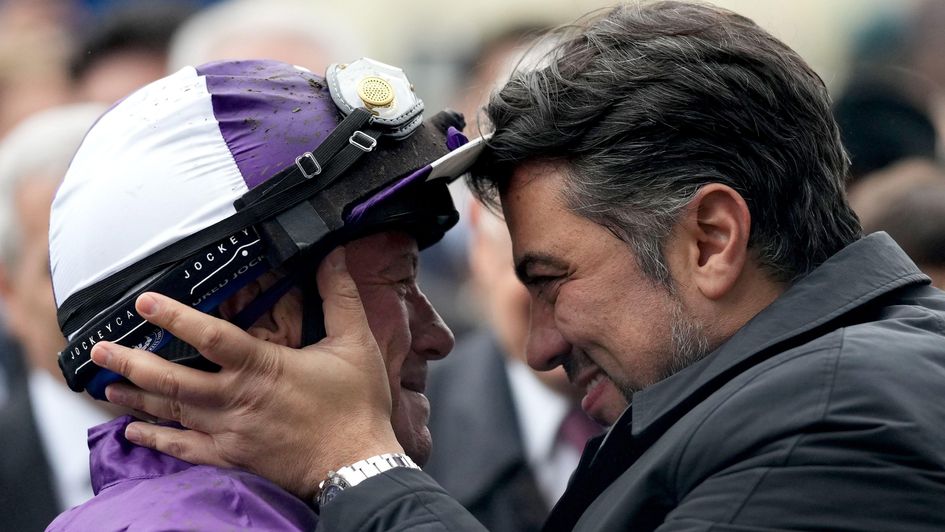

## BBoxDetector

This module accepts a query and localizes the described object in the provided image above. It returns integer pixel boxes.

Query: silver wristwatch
[315,453,420,507]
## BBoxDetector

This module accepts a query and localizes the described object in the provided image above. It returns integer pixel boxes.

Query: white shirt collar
[505,359,570,465]
[505,359,582,508]
[28,370,112,510]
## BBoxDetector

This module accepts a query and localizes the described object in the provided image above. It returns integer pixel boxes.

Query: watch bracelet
[315,452,420,506]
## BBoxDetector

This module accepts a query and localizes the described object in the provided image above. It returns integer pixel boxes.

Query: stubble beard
[563,294,715,404]
[663,296,713,379]
[614,294,713,401]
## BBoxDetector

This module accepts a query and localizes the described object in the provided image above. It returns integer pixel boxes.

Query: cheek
[555,278,655,352]
[553,282,602,344]
[389,377,404,413]
[362,296,411,394]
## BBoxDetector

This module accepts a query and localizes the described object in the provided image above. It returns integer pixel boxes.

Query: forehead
[500,161,633,279]
[344,231,419,277]
[500,162,576,250]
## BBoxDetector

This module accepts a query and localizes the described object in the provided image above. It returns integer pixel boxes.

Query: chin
[399,427,432,466]
[394,386,433,465]
[597,399,629,427]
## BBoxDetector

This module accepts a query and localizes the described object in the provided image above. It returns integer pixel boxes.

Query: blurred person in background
[849,158,945,288]
[0,103,112,531]
[68,1,196,104]
[0,0,72,137]
[453,23,551,133]
[426,201,606,532]
[167,0,363,75]
[833,0,944,183]
[0,0,75,434]
[420,24,555,341]
[833,76,938,182]
[75,0,217,18]
[908,0,945,156]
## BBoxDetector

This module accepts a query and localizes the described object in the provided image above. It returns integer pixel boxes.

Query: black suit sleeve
[317,468,489,532]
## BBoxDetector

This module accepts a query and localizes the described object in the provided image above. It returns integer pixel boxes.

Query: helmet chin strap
[299,275,326,348]
[228,268,325,347]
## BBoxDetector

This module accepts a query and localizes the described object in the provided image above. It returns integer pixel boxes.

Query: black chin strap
[230,260,326,347]
[300,274,326,347]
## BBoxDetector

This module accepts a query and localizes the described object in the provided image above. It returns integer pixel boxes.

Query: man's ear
[677,183,751,300]
[218,272,302,347]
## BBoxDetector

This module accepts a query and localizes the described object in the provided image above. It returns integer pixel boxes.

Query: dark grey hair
[469,1,861,285]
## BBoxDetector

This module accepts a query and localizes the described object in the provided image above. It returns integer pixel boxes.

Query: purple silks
[46,416,317,531]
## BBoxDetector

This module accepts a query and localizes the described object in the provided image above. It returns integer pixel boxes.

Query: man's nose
[526,299,570,371]
[410,290,454,360]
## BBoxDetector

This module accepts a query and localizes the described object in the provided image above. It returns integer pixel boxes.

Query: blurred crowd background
[0,0,942,531]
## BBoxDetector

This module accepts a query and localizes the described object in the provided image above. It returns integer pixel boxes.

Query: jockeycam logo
[65,307,155,377]
[64,227,266,373]
[185,228,266,308]
[183,228,257,282]
[66,309,142,360]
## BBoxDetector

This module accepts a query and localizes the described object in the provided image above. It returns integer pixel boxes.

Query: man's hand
[90,247,404,500]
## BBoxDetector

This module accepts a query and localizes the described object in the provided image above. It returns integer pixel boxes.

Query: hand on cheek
[92,247,404,499]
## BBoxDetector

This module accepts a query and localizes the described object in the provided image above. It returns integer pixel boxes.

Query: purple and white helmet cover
[50,60,342,319]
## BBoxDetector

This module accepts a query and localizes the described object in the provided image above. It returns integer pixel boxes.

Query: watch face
[320,484,345,506]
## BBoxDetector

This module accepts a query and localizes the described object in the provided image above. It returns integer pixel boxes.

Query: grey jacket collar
[628,232,929,439]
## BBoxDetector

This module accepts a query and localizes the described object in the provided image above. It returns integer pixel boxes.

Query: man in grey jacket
[87,2,945,530]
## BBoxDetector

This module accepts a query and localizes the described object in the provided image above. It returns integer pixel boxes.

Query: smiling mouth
[575,367,607,395]
[584,371,606,395]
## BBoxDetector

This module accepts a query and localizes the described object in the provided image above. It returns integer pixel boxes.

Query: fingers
[91,341,224,406]
[105,382,227,432]
[124,421,232,470]
[317,247,372,342]
[135,292,264,370]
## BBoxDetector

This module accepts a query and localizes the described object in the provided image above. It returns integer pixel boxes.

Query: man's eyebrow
[379,252,418,276]
[514,252,568,283]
